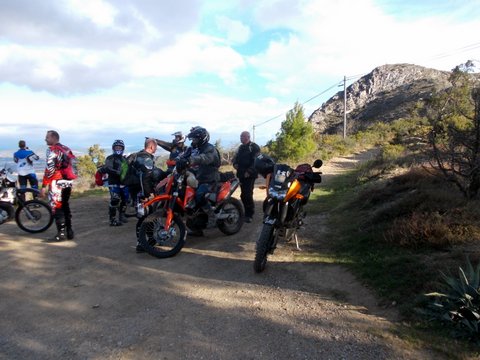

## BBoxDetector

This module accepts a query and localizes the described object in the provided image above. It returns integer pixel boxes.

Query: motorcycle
[253,157,323,273]
[137,165,244,258]
[0,167,54,233]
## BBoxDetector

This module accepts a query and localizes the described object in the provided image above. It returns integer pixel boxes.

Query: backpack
[121,152,140,186]
[94,169,107,186]
[55,144,77,180]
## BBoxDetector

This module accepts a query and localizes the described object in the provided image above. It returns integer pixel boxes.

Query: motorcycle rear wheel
[15,200,53,233]
[253,223,275,273]
[217,198,244,235]
[138,210,186,258]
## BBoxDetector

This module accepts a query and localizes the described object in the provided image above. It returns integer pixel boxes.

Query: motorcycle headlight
[269,188,287,200]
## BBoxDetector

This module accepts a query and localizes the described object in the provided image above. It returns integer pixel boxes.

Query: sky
[0,0,479,156]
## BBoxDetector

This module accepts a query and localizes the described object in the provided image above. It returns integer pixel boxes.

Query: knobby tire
[138,210,186,258]
[253,223,275,273]
[217,198,244,235]
[15,200,53,233]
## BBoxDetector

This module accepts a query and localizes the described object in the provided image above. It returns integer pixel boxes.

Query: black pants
[240,177,256,218]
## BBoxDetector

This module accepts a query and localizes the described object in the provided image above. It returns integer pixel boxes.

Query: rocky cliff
[308,64,452,134]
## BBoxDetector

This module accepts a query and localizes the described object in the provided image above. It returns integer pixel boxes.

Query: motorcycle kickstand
[294,233,301,251]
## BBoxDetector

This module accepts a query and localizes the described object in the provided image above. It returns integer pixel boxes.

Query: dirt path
[0,150,438,360]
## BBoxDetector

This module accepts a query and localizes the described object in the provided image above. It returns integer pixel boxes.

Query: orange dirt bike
[253,157,323,273]
[137,165,244,258]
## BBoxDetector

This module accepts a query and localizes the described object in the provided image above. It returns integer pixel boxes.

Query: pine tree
[269,102,317,161]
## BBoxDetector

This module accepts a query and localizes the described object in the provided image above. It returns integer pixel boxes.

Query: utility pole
[252,125,256,142]
[343,75,347,139]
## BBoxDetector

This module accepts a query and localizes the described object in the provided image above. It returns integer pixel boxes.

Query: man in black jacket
[176,126,220,236]
[233,131,260,223]
[101,139,129,226]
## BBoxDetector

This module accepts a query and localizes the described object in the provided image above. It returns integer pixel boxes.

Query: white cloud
[215,15,251,45]
[67,0,117,27]
[131,33,245,82]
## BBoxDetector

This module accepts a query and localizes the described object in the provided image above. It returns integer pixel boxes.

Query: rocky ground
[0,151,441,359]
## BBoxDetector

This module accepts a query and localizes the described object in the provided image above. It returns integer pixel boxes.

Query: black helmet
[254,153,275,178]
[187,126,209,148]
[112,139,125,150]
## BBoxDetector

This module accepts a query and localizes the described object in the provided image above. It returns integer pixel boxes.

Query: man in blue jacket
[13,140,40,198]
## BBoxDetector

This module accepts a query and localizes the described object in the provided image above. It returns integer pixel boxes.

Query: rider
[155,131,187,172]
[100,140,129,226]
[176,126,220,236]
[13,140,40,199]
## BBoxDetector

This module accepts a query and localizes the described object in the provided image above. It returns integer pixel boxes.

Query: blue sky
[0,0,479,156]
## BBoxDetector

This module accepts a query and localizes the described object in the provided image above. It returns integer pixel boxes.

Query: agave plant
[425,258,480,340]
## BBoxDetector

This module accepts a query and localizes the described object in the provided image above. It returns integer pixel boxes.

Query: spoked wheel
[15,200,53,233]
[138,210,186,258]
[253,223,276,273]
[0,202,14,223]
[216,198,244,235]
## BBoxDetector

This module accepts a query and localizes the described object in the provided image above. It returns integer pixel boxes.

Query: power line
[254,73,367,129]
[254,81,341,128]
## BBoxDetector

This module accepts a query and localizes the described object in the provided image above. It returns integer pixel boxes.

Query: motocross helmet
[112,139,125,155]
[171,131,186,146]
[254,153,275,178]
[187,126,209,148]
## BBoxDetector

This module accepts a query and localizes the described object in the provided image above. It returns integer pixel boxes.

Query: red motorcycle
[138,166,244,258]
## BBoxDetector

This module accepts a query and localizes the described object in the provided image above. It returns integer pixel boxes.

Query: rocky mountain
[308,63,453,134]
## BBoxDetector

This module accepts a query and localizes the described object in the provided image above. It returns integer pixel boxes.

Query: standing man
[132,138,165,252]
[100,140,129,226]
[233,131,260,223]
[13,140,40,199]
[40,130,75,242]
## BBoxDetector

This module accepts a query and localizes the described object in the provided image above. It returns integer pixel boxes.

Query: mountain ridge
[308,63,453,134]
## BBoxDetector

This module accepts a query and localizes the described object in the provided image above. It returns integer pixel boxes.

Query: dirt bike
[0,167,54,233]
[138,165,244,258]
[253,159,323,273]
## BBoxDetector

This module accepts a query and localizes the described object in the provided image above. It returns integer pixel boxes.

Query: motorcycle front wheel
[15,200,53,233]
[138,210,186,258]
[216,198,244,235]
[0,202,15,223]
[253,223,275,273]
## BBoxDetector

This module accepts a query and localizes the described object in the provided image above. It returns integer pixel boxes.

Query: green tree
[427,61,480,199]
[269,102,317,161]
[76,144,106,188]
[88,144,106,165]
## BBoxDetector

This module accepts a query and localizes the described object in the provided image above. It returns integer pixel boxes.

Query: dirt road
[0,151,438,359]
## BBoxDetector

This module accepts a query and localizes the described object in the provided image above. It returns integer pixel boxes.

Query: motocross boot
[109,207,122,226]
[48,221,66,242]
[65,216,74,240]
[119,207,128,223]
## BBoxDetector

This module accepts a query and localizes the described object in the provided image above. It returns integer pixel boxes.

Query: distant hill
[308,63,454,134]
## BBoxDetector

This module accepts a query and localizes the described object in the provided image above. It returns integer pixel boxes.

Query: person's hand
[40,187,47,199]
[244,171,250,178]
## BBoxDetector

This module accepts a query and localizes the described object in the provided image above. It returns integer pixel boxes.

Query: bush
[384,209,480,249]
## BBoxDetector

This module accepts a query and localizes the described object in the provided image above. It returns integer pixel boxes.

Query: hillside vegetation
[287,62,480,357]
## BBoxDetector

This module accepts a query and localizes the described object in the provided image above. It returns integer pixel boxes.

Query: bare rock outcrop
[308,64,452,134]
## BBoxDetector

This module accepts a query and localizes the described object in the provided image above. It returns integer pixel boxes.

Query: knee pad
[110,192,121,208]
